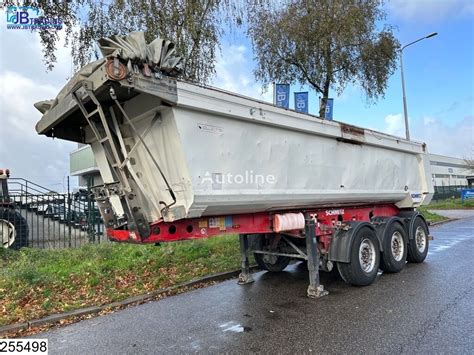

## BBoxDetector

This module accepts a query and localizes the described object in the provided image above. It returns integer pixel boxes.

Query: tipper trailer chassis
[35,32,433,298]
[106,203,431,297]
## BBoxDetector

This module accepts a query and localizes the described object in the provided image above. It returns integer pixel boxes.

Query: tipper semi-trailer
[35,32,434,297]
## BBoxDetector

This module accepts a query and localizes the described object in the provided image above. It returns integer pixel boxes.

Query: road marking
[429,224,473,254]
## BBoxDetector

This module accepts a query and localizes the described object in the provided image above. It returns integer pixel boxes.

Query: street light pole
[400,52,410,140]
[400,32,438,140]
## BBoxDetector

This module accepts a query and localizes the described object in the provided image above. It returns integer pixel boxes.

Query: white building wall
[429,153,471,187]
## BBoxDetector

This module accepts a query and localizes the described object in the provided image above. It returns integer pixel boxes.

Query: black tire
[0,208,29,249]
[252,234,290,272]
[380,222,407,273]
[407,217,429,263]
[337,226,380,286]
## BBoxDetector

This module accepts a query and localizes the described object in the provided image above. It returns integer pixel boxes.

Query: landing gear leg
[305,216,328,298]
[238,234,255,285]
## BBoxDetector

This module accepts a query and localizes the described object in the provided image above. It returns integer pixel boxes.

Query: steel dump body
[35,60,433,230]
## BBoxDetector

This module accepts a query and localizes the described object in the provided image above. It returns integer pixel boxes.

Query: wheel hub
[0,219,16,248]
[359,238,376,273]
[263,253,278,264]
[391,231,404,261]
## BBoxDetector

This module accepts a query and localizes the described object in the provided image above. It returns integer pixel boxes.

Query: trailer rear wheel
[407,217,429,263]
[253,234,290,272]
[0,208,29,249]
[337,227,380,286]
[380,223,407,273]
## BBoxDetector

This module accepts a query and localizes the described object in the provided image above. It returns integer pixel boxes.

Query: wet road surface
[39,212,474,354]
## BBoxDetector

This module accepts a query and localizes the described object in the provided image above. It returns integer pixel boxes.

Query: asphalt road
[39,212,474,354]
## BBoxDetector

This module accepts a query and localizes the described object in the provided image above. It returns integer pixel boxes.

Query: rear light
[0,169,3,175]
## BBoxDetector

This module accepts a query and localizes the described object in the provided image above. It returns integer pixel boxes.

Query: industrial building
[429,153,472,187]
[70,144,103,188]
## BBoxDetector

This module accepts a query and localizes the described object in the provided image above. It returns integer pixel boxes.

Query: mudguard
[371,216,406,252]
[328,222,379,263]
[397,210,429,240]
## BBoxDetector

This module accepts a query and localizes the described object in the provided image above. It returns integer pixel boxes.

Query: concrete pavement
[428,209,474,219]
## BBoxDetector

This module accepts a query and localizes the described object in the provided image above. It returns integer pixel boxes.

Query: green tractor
[0,169,29,249]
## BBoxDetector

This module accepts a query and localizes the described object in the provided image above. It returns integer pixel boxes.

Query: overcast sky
[0,0,473,190]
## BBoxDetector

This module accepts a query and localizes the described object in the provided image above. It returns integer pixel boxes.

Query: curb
[0,323,29,334]
[0,267,258,336]
[429,218,457,226]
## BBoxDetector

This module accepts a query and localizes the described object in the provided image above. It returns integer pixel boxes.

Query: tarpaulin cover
[34,32,183,114]
[98,31,183,73]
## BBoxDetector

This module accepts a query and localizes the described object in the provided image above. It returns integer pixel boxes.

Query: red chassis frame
[107,204,400,245]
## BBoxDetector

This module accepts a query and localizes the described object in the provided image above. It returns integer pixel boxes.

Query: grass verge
[418,207,448,223]
[425,198,474,210]
[0,235,240,326]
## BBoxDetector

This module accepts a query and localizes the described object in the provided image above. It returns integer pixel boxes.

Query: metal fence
[3,178,105,249]
[432,185,465,201]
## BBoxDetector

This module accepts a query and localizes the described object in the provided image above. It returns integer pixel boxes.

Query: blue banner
[294,92,309,114]
[324,98,334,120]
[461,189,474,203]
[274,84,290,109]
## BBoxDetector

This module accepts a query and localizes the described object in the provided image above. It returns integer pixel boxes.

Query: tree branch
[331,66,347,75]
[330,41,365,55]
[277,52,324,93]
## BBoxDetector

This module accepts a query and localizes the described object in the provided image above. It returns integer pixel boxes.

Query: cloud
[0,70,76,190]
[0,26,73,83]
[382,113,473,159]
[384,113,405,136]
[0,28,76,191]
[213,44,272,102]
[415,115,473,159]
[423,116,436,125]
[387,0,474,23]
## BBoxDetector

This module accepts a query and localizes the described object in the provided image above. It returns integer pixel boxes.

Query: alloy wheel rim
[415,226,426,253]
[359,238,376,273]
[391,231,404,261]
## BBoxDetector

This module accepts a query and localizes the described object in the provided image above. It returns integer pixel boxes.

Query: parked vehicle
[35,32,434,297]
[73,188,90,202]
[0,169,29,249]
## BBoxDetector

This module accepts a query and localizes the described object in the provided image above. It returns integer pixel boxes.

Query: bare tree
[464,158,474,172]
